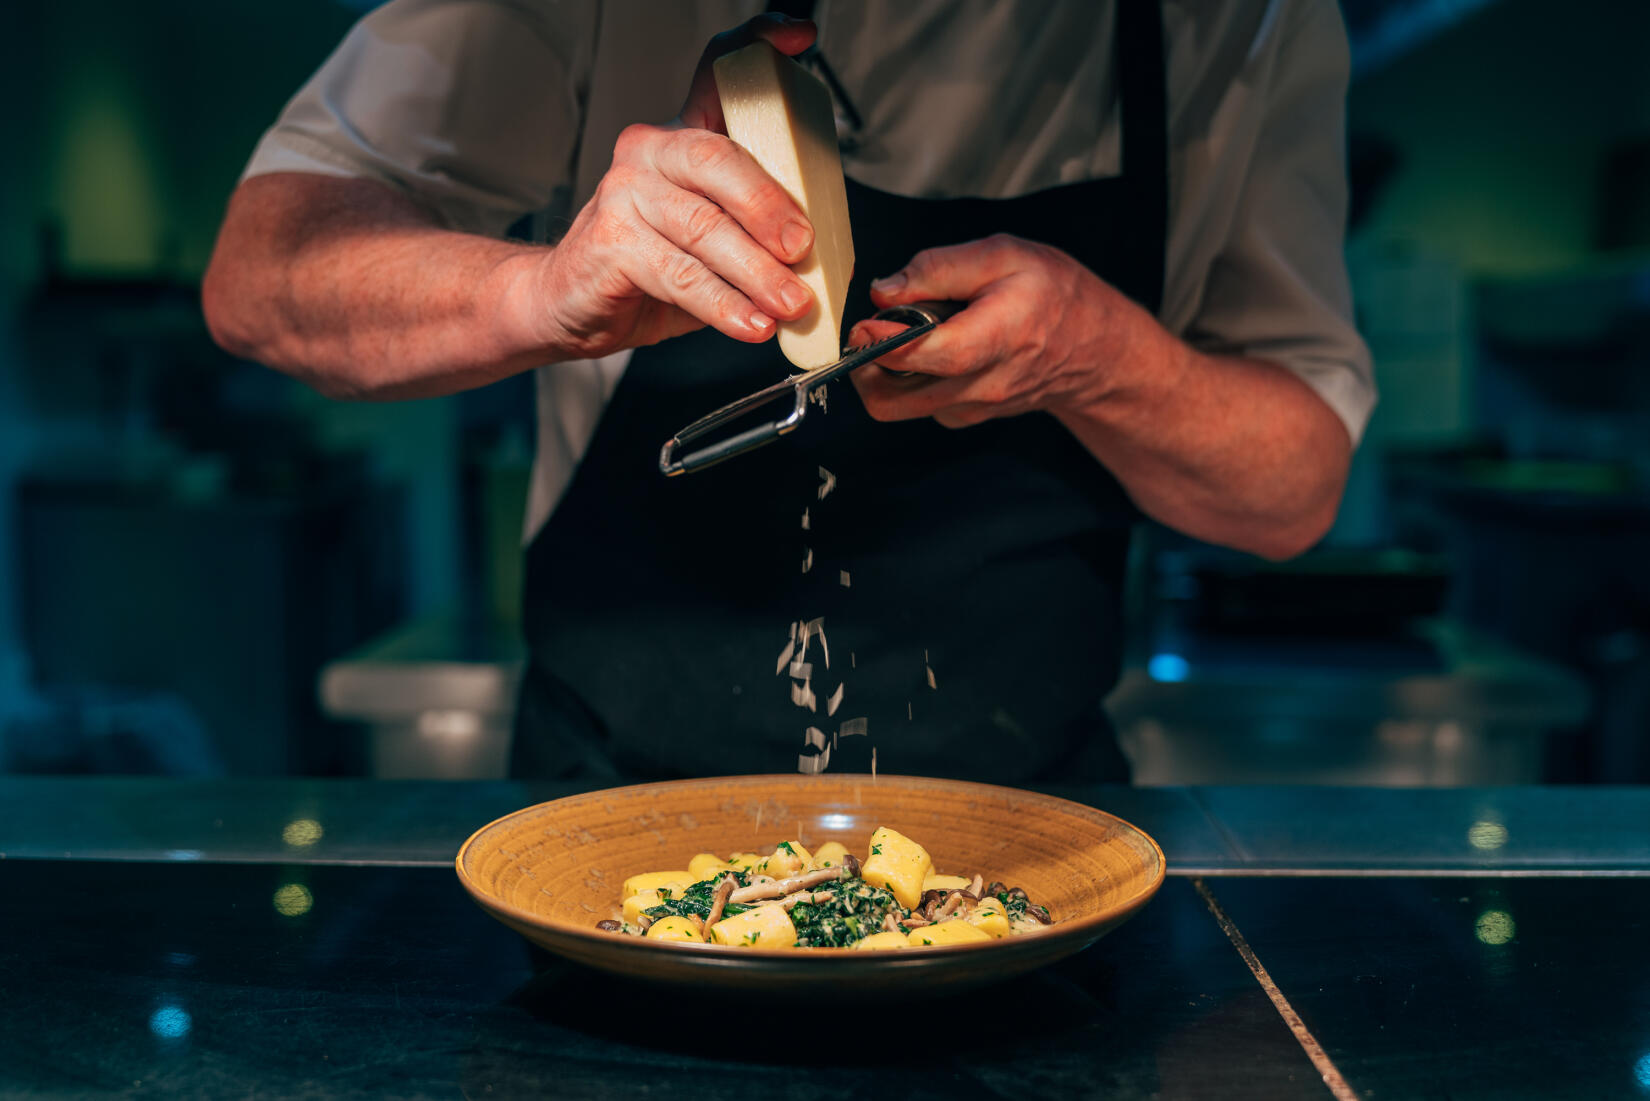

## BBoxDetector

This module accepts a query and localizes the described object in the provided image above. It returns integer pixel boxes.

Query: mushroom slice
[917,889,943,921]
[934,892,968,921]
[595,919,622,933]
[729,865,843,904]
[704,875,737,929]
[966,874,984,900]
[781,889,835,911]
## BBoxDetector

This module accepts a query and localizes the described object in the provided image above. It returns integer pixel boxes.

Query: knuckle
[737,180,783,220]
[663,253,708,296]
[679,200,727,250]
[683,130,736,173]
[906,249,937,278]
[591,208,635,246]
[614,123,657,161]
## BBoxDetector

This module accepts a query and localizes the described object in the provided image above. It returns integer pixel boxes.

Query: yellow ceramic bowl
[456,774,1165,995]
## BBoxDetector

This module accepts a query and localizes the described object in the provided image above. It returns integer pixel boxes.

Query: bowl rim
[454,773,1168,961]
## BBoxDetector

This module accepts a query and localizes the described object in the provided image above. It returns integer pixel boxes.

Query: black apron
[513,0,1166,784]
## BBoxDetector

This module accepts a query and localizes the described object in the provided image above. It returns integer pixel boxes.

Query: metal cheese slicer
[658,301,957,476]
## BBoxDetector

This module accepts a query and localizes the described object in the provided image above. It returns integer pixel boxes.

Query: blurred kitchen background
[1,0,1646,784]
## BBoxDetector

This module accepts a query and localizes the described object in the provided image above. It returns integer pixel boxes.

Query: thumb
[678,14,818,132]
[869,237,1023,310]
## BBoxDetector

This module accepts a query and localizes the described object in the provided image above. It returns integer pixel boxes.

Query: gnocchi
[595,828,1054,950]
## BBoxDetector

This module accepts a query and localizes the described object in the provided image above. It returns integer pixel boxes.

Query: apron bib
[514,0,1166,783]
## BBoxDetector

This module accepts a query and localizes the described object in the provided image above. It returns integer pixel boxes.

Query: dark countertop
[4,779,1648,1099]
[6,777,1648,874]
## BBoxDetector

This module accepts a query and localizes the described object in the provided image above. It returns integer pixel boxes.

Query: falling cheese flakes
[790,678,817,712]
[788,660,813,680]
[927,666,937,690]
[872,747,877,779]
[801,547,813,574]
[839,570,851,588]
[801,508,810,531]
[774,636,796,676]
[838,716,867,737]
[799,616,830,669]
[817,466,836,500]
[826,681,844,716]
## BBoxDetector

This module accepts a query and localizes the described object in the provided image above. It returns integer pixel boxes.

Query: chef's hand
[536,15,819,361]
[847,234,1148,428]
[848,233,1354,561]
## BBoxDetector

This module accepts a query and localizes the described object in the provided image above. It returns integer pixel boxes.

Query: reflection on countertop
[3,777,1647,875]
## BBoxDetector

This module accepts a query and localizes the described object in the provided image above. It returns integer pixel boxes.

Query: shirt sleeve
[242,0,596,238]
[1181,0,1376,446]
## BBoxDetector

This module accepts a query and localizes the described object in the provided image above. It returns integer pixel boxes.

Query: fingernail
[780,281,811,313]
[872,272,907,294]
[748,310,774,332]
[781,221,812,259]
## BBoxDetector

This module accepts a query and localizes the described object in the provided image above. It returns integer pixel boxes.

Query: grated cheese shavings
[907,701,913,721]
[927,666,937,690]
[817,466,836,500]
[790,679,817,712]
[788,660,813,680]
[838,717,867,737]
[801,547,813,574]
[871,747,877,779]
[799,617,830,669]
[839,570,850,588]
[801,508,810,531]
[775,636,795,676]
[798,726,830,775]
[826,681,844,716]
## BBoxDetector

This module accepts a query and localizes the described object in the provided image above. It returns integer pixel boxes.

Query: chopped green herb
[871,844,883,856]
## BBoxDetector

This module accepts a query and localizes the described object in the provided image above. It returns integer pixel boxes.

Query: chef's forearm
[1053,326,1351,561]
[203,173,561,401]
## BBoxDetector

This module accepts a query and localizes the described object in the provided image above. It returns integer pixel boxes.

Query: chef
[203,2,1373,783]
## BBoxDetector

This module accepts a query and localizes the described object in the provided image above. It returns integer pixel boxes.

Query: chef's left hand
[847,233,1150,428]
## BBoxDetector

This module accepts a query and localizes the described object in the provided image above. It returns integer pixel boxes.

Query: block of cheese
[714,41,855,369]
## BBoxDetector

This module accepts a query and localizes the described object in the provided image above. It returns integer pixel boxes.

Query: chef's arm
[1050,330,1351,562]
[203,173,559,401]
[204,15,818,400]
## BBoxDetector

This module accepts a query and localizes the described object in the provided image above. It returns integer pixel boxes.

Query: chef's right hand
[534,14,818,361]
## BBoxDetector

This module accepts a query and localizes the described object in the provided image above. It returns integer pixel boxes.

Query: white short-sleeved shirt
[244,0,1375,539]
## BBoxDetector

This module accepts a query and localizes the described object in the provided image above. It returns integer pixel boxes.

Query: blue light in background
[1633,1051,1650,1092]
[1148,653,1190,682]
[148,1005,191,1039]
